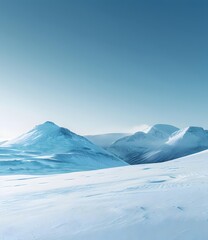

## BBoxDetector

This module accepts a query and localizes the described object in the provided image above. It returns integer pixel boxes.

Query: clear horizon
[0,0,207,138]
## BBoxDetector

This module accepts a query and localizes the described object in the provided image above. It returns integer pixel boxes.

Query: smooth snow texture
[108,124,208,164]
[1,150,208,240]
[0,122,127,174]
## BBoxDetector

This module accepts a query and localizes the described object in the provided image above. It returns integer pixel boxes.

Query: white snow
[2,121,106,153]
[167,126,208,147]
[0,122,127,174]
[109,124,208,164]
[1,150,208,240]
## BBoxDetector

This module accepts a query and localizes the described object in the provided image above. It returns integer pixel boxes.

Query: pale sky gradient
[0,0,207,139]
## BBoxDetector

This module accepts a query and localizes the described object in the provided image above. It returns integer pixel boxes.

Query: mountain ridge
[108,124,208,164]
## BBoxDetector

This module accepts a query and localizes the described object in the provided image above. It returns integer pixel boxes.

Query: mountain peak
[33,122,75,139]
[2,121,75,151]
[170,126,206,139]
[35,121,59,131]
[43,121,57,126]
[183,126,205,134]
[148,124,179,135]
[167,126,208,147]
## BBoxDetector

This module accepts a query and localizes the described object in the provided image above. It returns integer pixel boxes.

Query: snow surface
[109,124,208,164]
[1,150,208,240]
[0,122,127,174]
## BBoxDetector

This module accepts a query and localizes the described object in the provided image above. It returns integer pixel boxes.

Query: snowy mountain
[85,133,130,148]
[1,149,208,240]
[2,121,96,152]
[108,124,208,164]
[1,122,208,172]
[0,121,127,174]
[162,126,208,159]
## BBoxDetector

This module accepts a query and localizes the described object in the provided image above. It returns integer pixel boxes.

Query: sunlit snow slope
[1,150,208,240]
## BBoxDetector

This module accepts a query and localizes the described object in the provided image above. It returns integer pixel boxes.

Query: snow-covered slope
[108,124,208,164]
[167,126,208,148]
[108,124,179,164]
[0,122,127,174]
[85,133,130,148]
[2,121,99,153]
[1,150,208,240]
[159,126,208,160]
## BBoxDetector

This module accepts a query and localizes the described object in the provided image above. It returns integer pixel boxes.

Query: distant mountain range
[1,122,208,174]
[107,124,208,164]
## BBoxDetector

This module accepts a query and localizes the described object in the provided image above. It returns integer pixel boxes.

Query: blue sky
[0,0,207,138]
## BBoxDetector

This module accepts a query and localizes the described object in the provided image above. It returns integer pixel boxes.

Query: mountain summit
[3,121,88,153]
